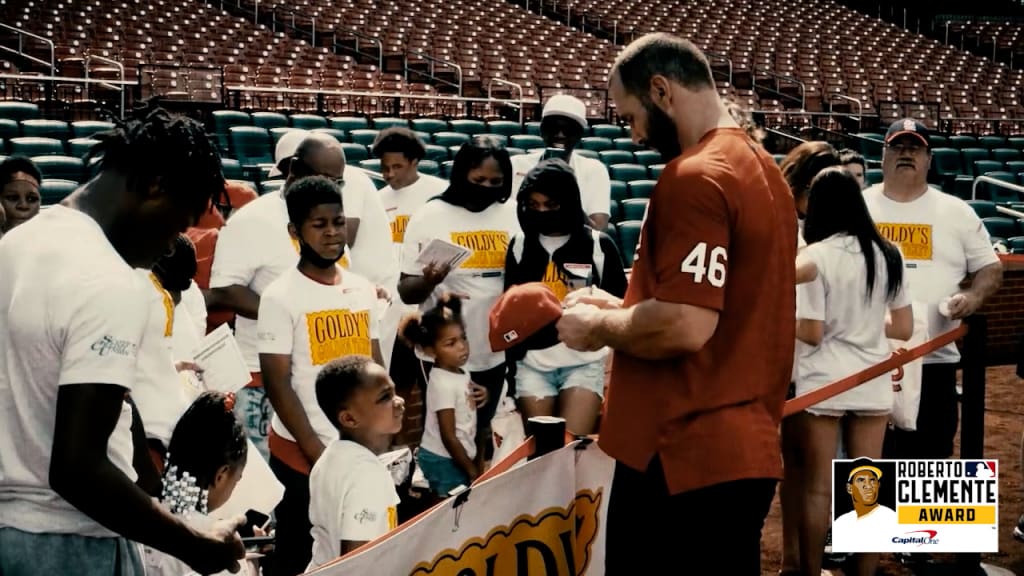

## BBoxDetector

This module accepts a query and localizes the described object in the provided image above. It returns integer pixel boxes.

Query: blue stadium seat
[228,126,273,165]
[341,143,369,163]
[20,119,69,140]
[250,112,288,130]
[613,138,642,152]
[620,198,649,220]
[290,114,328,130]
[598,150,634,167]
[40,179,78,205]
[0,101,39,121]
[10,137,64,156]
[373,117,409,130]
[579,137,613,152]
[449,119,487,136]
[330,117,370,132]
[628,179,657,199]
[433,131,471,148]
[349,129,380,147]
[411,119,448,134]
[71,120,116,139]
[633,150,662,166]
[609,163,647,182]
[617,221,642,266]
[591,124,624,139]
[486,120,522,137]
[33,156,85,182]
[509,134,544,150]
[67,138,98,158]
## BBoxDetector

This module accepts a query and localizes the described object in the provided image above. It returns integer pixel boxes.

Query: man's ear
[847,483,853,496]
[649,75,673,109]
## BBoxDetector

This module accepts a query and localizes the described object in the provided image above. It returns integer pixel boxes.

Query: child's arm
[437,409,478,480]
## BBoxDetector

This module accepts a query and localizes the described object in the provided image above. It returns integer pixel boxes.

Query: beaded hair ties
[161,453,210,517]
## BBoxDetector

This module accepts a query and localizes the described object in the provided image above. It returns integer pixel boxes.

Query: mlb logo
[903,119,917,131]
[503,330,519,343]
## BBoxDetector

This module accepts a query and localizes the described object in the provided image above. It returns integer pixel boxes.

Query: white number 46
[680,242,727,287]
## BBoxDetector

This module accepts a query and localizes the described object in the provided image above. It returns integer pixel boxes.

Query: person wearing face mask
[510,95,612,230]
[397,135,519,460]
[503,159,627,435]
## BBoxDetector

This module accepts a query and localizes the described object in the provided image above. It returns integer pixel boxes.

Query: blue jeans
[0,527,145,576]
[417,448,470,496]
[514,360,605,400]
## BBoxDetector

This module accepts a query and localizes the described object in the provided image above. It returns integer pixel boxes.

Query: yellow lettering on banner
[875,223,933,260]
[304,309,371,365]
[290,237,349,269]
[391,215,410,243]
[451,230,509,270]
[410,489,602,576]
[541,261,569,301]
[148,272,174,337]
[899,505,996,525]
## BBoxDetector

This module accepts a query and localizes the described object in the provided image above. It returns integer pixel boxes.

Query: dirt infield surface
[758,366,1024,575]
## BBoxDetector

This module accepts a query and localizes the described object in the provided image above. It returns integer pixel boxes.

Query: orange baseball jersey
[598,128,797,495]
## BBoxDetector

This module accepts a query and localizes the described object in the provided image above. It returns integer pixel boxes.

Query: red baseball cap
[488,283,563,352]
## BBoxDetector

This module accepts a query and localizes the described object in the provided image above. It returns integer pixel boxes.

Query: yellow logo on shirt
[875,223,933,260]
[290,237,349,269]
[451,230,509,270]
[541,261,569,301]
[147,272,174,337]
[391,215,410,243]
[387,506,398,530]
[305,309,371,365]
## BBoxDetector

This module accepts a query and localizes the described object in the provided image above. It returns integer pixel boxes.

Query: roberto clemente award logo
[831,457,999,553]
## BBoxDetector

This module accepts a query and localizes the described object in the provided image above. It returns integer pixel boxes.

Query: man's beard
[644,100,683,161]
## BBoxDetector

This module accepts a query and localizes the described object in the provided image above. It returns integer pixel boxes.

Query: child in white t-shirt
[400,296,480,495]
[306,356,405,570]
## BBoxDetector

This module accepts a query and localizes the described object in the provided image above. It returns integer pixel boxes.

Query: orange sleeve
[226,181,258,211]
[649,169,731,311]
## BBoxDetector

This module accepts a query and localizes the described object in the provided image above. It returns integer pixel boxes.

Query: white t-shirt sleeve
[337,466,398,542]
[256,287,294,355]
[959,205,1001,273]
[582,158,611,217]
[796,245,827,322]
[58,278,149,388]
[426,373,458,412]
[400,209,430,277]
[342,167,372,220]
[210,217,258,288]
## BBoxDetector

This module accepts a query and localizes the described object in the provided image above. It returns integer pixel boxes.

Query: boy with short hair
[257,175,383,575]
[306,355,405,569]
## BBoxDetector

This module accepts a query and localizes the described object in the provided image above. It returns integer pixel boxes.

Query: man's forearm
[592,300,680,360]
[967,262,1003,301]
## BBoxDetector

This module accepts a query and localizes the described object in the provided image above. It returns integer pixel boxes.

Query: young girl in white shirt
[794,167,913,576]
[400,296,480,496]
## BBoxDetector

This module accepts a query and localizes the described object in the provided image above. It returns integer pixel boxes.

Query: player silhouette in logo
[833,461,896,539]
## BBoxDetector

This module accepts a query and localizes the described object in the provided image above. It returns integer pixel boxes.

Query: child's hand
[469,382,489,408]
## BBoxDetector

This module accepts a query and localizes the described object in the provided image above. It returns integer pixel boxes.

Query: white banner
[306,441,615,576]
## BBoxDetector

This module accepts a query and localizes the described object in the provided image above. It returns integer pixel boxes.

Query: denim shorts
[233,385,271,461]
[515,360,605,400]
[0,527,145,576]
[417,448,470,496]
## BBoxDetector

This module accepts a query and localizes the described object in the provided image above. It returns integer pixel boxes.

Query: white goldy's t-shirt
[307,440,400,570]
[863,185,999,364]
[379,174,449,261]
[0,206,142,536]
[344,166,400,291]
[401,199,519,371]
[421,368,478,460]
[257,268,380,445]
[511,151,611,217]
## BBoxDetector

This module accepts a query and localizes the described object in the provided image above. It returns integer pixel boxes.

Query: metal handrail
[765,127,806,144]
[0,23,55,76]
[973,174,1024,201]
[84,55,126,117]
[752,65,806,111]
[827,93,864,132]
[269,4,317,46]
[705,50,733,85]
[330,27,383,71]
[0,73,135,85]
[486,78,527,124]
[405,48,463,96]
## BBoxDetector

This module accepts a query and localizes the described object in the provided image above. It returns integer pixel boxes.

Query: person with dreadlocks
[0,102,246,576]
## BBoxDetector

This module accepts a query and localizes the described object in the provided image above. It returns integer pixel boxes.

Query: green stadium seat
[419,160,440,176]
[509,134,544,150]
[220,158,244,180]
[599,150,633,167]
[621,198,649,220]
[40,179,78,205]
[949,135,977,149]
[974,160,1004,177]
[270,127,299,144]
[617,220,642,266]
[610,180,628,203]
[982,216,1018,238]
[524,122,542,136]
[449,119,487,136]
[603,222,618,244]
[71,120,116,139]
[486,120,522,137]
[478,133,508,147]
[228,126,273,165]
[591,124,624,139]
[629,180,657,199]
[928,134,949,149]
[0,119,18,145]
[575,149,599,160]
[613,137,642,152]
[250,112,288,130]
[367,171,387,190]
[930,148,963,178]
[261,180,285,195]
[210,111,250,151]
[311,127,347,143]
[372,118,408,131]
[67,138,98,158]
[410,118,448,134]
[10,137,64,156]
[414,131,432,143]
[1005,161,1024,175]
[866,168,883,186]
[21,119,69,140]
[34,156,85,182]
[579,137,613,152]
[992,148,1021,163]
[360,159,382,172]
[977,171,1019,203]
[1008,137,1024,152]
[961,148,991,174]
[979,135,1007,150]
[441,160,454,178]
[434,131,471,148]
[423,144,449,162]
[1007,236,1024,254]
[348,129,380,146]
[967,200,999,219]
[855,133,884,163]
[633,150,662,166]
[330,117,369,132]
[341,142,369,163]
[609,163,647,182]
[506,147,528,157]
[608,199,621,223]
[448,145,464,159]
[0,101,39,121]
[290,114,328,130]
[649,164,665,179]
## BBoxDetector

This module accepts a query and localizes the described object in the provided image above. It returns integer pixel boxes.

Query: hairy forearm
[592,300,687,360]
[967,262,1003,301]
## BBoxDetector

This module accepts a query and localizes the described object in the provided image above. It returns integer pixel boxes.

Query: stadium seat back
[10,137,64,157]
[34,156,85,182]
[290,114,328,130]
[250,112,288,130]
[39,179,78,205]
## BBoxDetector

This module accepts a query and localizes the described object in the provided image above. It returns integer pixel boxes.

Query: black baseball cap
[885,118,930,148]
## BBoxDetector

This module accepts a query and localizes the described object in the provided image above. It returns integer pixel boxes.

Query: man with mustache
[556,33,796,574]
[864,120,1002,464]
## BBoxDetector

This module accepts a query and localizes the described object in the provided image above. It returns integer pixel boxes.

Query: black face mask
[298,238,340,269]
[460,182,505,212]
[522,209,568,236]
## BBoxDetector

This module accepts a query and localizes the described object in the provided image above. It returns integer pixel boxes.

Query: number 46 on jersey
[681,242,727,287]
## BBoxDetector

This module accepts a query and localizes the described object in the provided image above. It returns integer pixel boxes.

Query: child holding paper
[257,175,383,575]
[306,356,405,569]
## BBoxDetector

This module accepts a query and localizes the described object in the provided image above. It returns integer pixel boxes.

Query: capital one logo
[90,335,137,358]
